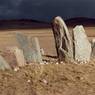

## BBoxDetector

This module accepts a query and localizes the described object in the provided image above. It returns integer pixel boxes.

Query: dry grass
[0,27,95,95]
[0,62,95,95]
[0,27,94,55]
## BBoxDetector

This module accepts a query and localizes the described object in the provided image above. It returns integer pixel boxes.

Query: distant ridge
[0,19,50,30]
[0,17,95,30]
[66,17,95,27]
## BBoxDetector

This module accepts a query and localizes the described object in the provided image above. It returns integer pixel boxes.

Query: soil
[0,60,95,95]
[0,48,95,95]
[0,27,95,95]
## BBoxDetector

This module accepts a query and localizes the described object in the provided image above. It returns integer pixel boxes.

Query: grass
[0,62,94,95]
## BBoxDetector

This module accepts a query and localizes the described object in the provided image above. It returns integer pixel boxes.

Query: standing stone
[15,32,33,63]
[73,25,91,63]
[30,37,42,63]
[0,55,11,70]
[91,38,95,57]
[52,16,73,62]
[13,47,26,67]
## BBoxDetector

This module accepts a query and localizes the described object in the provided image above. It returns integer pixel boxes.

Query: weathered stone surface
[52,16,73,62]
[0,55,11,70]
[13,47,26,67]
[91,38,95,57]
[73,25,91,63]
[30,37,42,63]
[16,32,43,63]
[15,32,33,63]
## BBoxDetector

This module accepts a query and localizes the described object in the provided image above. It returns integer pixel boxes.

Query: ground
[0,62,95,95]
[0,27,95,95]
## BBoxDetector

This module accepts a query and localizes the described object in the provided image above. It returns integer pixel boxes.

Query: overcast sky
[0,0,95,22]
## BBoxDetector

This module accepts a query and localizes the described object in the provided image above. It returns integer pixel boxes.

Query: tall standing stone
[73,25,91,63]
[15,32,33,63]
[30,37,42,63]
[52,16,73,62]
[16,32,43,63]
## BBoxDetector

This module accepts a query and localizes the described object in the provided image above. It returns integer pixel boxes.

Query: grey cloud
[10,0,23,7]
[0,0,95,21]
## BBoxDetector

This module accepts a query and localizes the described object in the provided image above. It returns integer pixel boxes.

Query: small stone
[14,67,19,72]
[40,62,44,65]
[56,62,59,64]
[60,61,64,64]
[40,48,45,55]
[45,62,48,64]
[42,79,48,84]
[27,80,31,83]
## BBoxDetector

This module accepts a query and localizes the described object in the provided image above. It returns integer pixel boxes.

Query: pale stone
[15,32,34,63]
[56,62,59,64]
[73,25,91,62]
[40,48,45,55]
[0,55,11,70]
[16,32,43,63]
[60,61,64,64]
[30,37,43,63]
[42,79,48,84]
[14,67,20,72]
[40,62,44,65]
[27,80,31,83]
[13,47,26,67]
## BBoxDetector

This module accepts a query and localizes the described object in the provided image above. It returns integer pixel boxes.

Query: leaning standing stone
[73,25,91,63]
[52,16,73,62]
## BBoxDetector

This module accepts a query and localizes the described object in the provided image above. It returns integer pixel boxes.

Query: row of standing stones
[52,16,93,63]
[0,32,43,71]
[0,16,95,71]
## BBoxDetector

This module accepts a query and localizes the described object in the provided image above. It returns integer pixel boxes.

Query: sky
[0,0,95,22]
